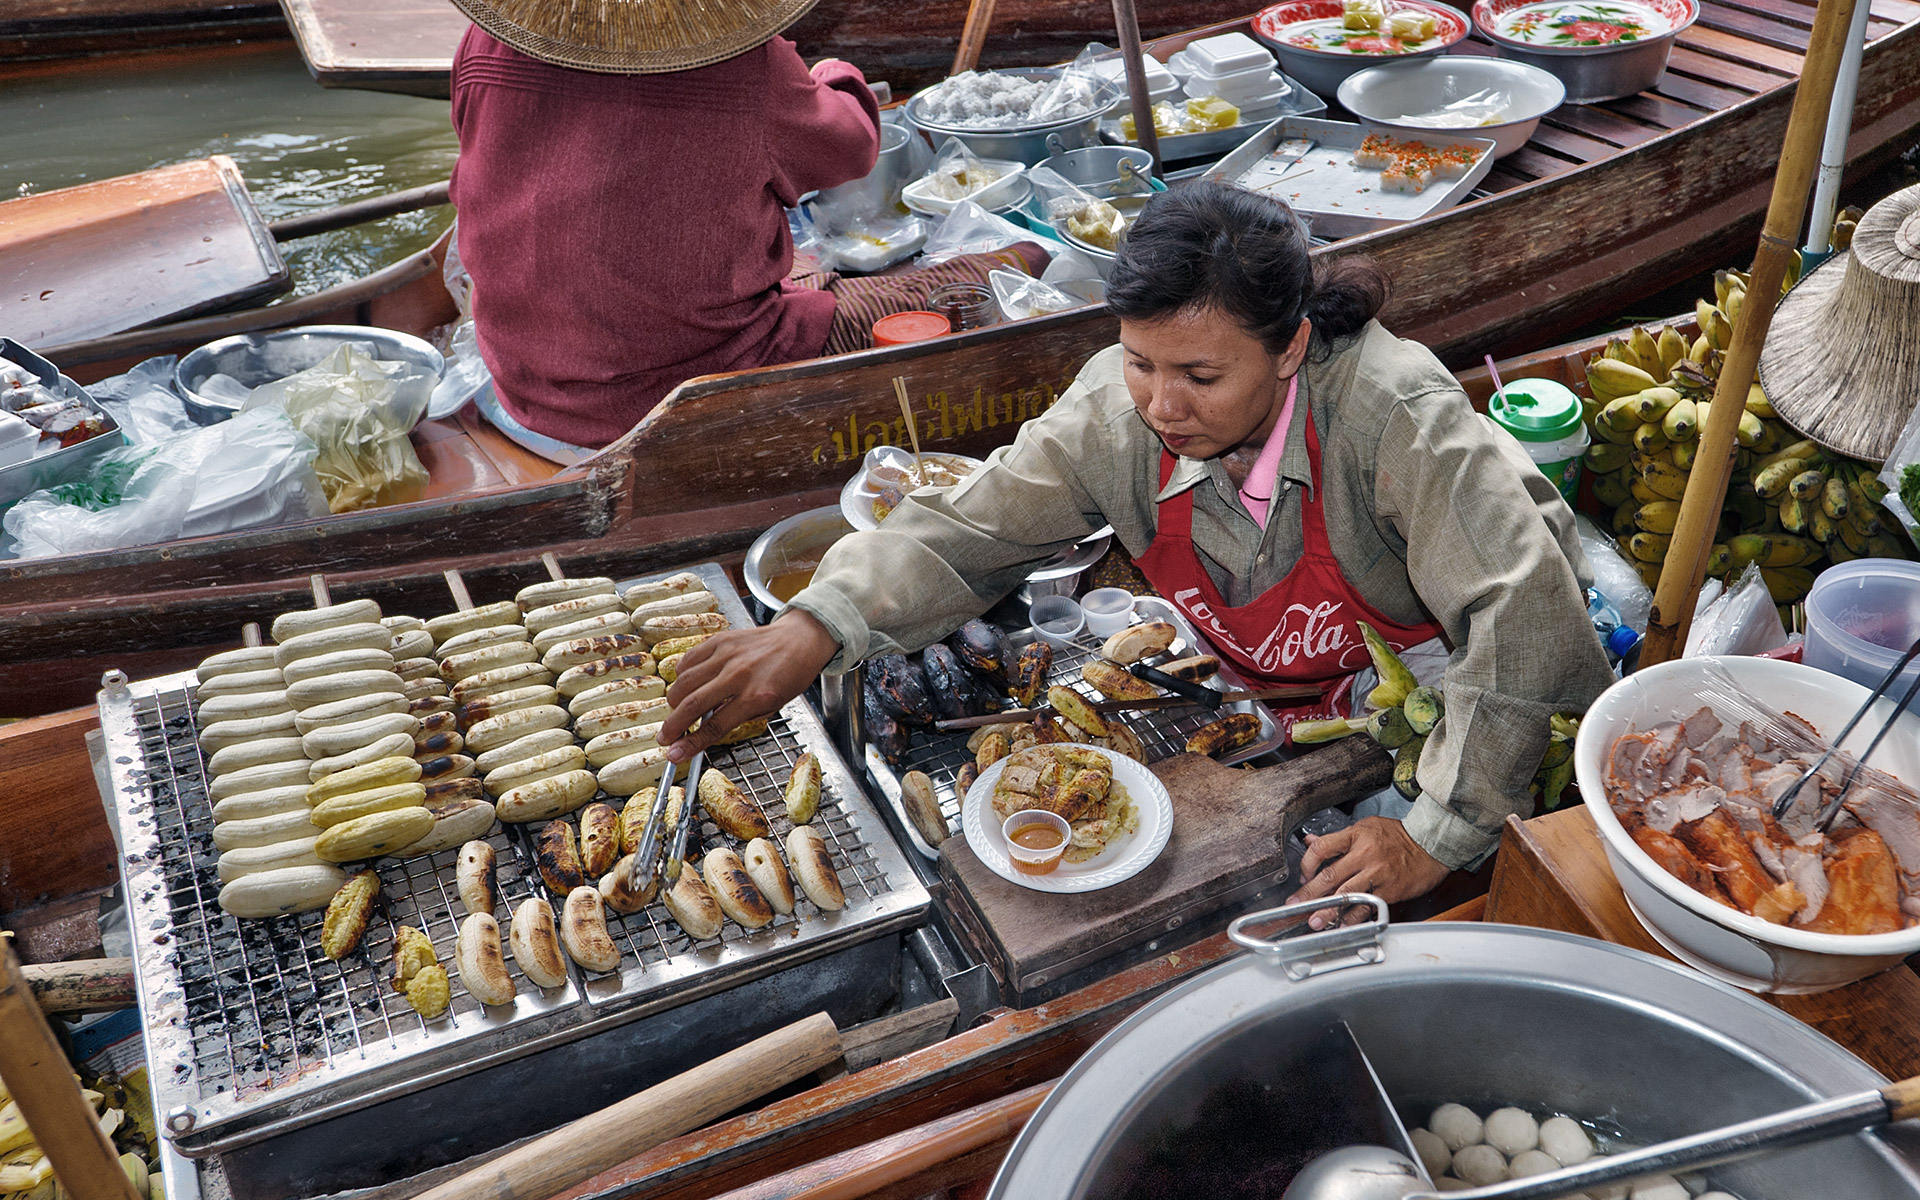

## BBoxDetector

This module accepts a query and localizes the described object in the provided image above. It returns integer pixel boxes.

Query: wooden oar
[949,0,1000,75]
[1639,0,1865,666]
[267,180,450,243]
[1111,0,1165,179]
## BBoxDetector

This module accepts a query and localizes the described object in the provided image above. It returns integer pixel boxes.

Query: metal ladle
[1282,1074,1920,1200]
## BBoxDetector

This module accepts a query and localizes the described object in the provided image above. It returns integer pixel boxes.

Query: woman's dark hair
[1105,180,1389,358]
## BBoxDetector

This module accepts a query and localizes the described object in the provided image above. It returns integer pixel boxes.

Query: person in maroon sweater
[448,1,1048,451]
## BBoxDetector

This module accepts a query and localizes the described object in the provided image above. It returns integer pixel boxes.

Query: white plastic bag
[1685,562,1789,658]
[1,408,326,559]
[990,268,1087,319]
[243,343,432,513]
[82,356,197,445]
[1575,513,1653,631]
[428,222,494,421]
[919,200,1035,264]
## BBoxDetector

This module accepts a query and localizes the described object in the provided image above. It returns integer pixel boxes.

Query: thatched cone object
[451,0,823,74]
[1759,182,1920,464]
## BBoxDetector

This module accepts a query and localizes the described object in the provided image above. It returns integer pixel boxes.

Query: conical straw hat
[452,0,824,74]
[1759,181,1920,464]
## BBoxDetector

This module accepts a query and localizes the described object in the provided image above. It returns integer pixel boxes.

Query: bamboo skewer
[892,377,927,485]
[1639,0,1865,667]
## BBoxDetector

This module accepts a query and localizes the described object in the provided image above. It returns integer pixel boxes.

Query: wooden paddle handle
[22,958,136,1017]
[1883,1075,1920,1122]
[949,0,1000,76]
[409,1013,844,1200]
[0,939,140,1200]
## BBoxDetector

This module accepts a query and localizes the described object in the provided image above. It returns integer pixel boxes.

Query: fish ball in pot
[1409,1128,1452,1179]
[1629,1177,1687,1200]
[1509,1149,1560,1178]
[1484,1106,1540,1155]
[1540,1114,1594,1165]
[1430,1102,1484,1151]
[1452,1143,1508,1186]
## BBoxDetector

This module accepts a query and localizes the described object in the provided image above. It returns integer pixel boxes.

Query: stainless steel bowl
[743,505,856,622]
[175,325,444,425]
[990,914,1920,1198]
[1039,139,1156,198]
[907,69,1107,166]
[1471,0,1699,103]
[1022,530,1114,601]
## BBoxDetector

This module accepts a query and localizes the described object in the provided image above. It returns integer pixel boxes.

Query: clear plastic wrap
[428,226,493,421]
[242,342,431,513]
[919,200,1034,264]
[1027,166,1129,252]
[1390,87,1516,129]
[913,46,1120,129]
[1685,562,1789,659]
[1877,394,1920,540]
[79,356,198,445]
[989,268,1088,319]
[1575,513,1652,631]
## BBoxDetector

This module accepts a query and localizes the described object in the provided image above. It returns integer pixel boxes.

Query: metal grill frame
[863,597,1286,860]
[104,562,928,1160]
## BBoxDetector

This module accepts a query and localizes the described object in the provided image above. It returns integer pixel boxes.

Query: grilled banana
[313,806,436,862]
[434,624,529,660]
[531,611,635,657]
[697,768,770,839]
[560,886,621,973]
[395,655,443,683]
[974,730,1011,772]
[465,704,570,753]
[418,753,477,782]
[662,862,724,941]
[195,645,282,684]
[197,690,292,725]
[1083,659,1160,701]
[1159,655,1220,683]
[391,924,437,992]
[457,840,498,915]
[711,716,770,747]
[199,710,302,754]
[400,796,497,856]
[213,807,321,851]
[390,629,437,661]
[458,684,562,728]
[424,600,523,643]
[272,599,383,645]
[567,674,668,717]
[517,576,617,611]
[281,647,397,686]
[287,670,408,712]
[425,776,486,805]
[194,667,287,702]
[741,838,795,916]
[217,863,348,918]
[293,691,410,734]
[307,755,422,804]
[620,786,683,855]
[555,652,658,699]
[784,752,822,825]
[703,847,774,929]
[786,826,845,911]
[508,897,570,989]
[410,695,457,717]
[211,785,312,824]
[302,712,421,759]
[1046,685,1109,738]
[541,632,647,673]
[402,677,452,703]
[898,770,946,847]
[382,614,427,635]
[495,769,599,822]
[575,697,672,742]
[309,783,427,828]
[599,854,657,914]
[1009,642,1053,708]
[1100,620,1177,665]
[415,729,463,759]
[216,835,323,883]
[274,622,392,669]
[483,744,589,797]
[320,869,381,960]
[638,611,728,648]
[455,912,517,1006]
[472,726,576,773]
[209,759,314,801]
[450,661,556,705]
[651,632,718,660]
[578,802,620,877]
[624,590,718,625]
[583,723,664,768]
[656,651,687,685]
[524,592,627,637]
[597,748,670,797]
[534,820,586,895]
[441,640,539,685]
[206,735,308,777]
[1188,712,1262,757]
[619,572,704,610]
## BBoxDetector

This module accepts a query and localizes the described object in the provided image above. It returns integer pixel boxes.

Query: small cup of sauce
[1002,809,1071,876]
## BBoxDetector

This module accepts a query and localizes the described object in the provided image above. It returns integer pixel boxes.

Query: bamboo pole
[1112,0,1166,179]
[949,0,1000,75]
[1638,0,1864,666]
[0,938,141,1200]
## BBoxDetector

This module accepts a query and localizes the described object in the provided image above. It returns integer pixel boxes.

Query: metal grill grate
[864,604,1284,859]
[105,562,927,1160]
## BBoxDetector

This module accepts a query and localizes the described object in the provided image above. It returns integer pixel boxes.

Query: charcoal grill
[101,563,929,1199]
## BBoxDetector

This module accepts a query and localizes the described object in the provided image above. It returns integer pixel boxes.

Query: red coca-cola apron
[1132,402,1442,742]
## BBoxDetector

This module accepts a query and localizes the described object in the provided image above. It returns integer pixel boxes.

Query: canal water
[1,42,458,298]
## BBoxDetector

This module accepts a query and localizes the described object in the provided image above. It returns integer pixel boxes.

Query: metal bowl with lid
[175,324,443,425]
[990,901,1920,1198]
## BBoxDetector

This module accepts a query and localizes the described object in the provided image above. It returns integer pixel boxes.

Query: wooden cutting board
[939,737,1393,1002]
[0,156,287,349]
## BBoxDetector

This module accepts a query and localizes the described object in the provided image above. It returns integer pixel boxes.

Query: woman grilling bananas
[661,181,1614,916]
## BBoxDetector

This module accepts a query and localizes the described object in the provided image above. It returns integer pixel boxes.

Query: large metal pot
[906,69,1105,166]
[990,901,1920,1198]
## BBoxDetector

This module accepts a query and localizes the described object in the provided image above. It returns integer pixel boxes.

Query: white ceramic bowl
[1574,655,1920,994]
[1336,56,1565,158]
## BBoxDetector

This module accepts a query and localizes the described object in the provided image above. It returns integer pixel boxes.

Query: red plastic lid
[872,310,951,346]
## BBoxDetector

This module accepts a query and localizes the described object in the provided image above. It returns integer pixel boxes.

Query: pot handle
[1045,132,1067,158]
[1227,893,1389,982]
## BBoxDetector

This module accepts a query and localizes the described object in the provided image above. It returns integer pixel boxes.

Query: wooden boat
[4,2,1919,713]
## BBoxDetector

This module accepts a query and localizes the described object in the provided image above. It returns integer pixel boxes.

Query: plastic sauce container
[872,311,952,347]
[1003,809,1071,875]
[1803,558,1920,691]
[1486,378,1589,502]
[1081,587,1138,637]
[1030,594,1086,647]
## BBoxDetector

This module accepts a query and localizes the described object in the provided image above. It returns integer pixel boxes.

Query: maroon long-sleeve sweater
[450,29,881,447]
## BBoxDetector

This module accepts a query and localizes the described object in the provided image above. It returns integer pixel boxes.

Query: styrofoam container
[1187,31,1276,74]
[1092,55,1179,95]
[1574,655,1920,994]
[0,411,35,469]
[1186,70,1292,108]
[1804,558,1920,692]
[1182,55,1280,93]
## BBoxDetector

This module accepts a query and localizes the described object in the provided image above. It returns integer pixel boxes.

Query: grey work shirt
[791,320,1616,868]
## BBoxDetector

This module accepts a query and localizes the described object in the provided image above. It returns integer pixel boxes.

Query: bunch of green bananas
[1293,623,1581,809]
[1578,268,1914,620]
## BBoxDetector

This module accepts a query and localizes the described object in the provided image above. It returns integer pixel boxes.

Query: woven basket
[452,0,822,74]
[1759,181,1920,464]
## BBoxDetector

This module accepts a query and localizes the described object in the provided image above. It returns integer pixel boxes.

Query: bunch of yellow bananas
[1578,267,1914,618]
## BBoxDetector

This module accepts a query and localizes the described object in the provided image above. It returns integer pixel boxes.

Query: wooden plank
[1870,0,1920,22]
[1607,91,1716,129]
[0,708,112,914]
[278,0,467,97]
[1697,1,1814,51]
[1523,122,1620,162]
[1543,105,1667,149]
[1500,145,1585,180]
[1486,809,1920,1081]
[0,0,285,59]
[0,157,287,347]
[1651,71,1757,112]
[1665,44,1796,89]
[1678,24,1808,73]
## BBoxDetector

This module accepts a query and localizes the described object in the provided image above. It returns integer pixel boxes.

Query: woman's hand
[1284,817,1452,929]
[659,608,841,762]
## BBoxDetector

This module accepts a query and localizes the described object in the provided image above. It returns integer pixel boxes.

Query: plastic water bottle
[1587,587,1642,664]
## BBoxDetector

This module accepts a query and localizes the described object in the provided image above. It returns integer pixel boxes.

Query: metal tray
[1203,116,1497,238]
[862,598,1288,861]
[0,336,125,509]
[1096,75,1328,164]
[103,562,927,1159]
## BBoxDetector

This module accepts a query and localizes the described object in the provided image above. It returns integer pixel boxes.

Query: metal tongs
[621,749,705,895]
[1770,634,1920,829]
[664,751,706,885]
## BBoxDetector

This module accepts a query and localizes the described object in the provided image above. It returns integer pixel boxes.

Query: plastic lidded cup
[1029,594,1085,647]
[1003,809,1071,875]
[1081,587,1138,637]
[1486,378,1589,502]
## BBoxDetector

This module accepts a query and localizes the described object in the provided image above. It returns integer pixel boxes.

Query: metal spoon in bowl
[1282,1073,1920,1200]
